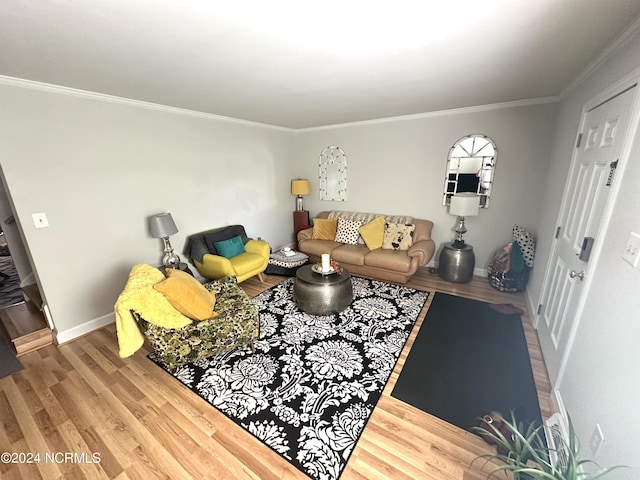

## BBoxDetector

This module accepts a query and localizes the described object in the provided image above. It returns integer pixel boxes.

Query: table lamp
[439,193,480,283]
[149,212,181,267]
[449,193,480,247]
[291,179,311,211]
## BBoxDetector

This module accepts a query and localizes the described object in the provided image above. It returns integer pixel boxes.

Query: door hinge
[606,159,618,186]
[576,133,583,148]
[537,304,543,315]
[555,226,561,239]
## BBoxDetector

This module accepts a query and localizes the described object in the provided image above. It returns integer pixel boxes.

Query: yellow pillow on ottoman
[358,216,385,250]
[312,218,338,240]
[154,268,217,321]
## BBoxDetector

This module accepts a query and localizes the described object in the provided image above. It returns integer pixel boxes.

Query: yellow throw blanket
[114,263,192,358]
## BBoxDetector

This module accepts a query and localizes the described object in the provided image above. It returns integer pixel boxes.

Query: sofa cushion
[335,218,362,245]
[229,251,270,273]
[358,216,385,250]
[382,223,415,251]
[364,249,412,272]
[298,239,342,257]
[214,235,246,258]
[328,210,413,224]
[312,218,338,240]
[153,268,217,321]
[331,244,369,266]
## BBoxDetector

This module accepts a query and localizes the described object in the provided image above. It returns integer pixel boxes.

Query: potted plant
[471,411,627,480]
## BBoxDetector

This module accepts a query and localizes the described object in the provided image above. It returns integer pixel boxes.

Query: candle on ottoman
[321,254,331,272]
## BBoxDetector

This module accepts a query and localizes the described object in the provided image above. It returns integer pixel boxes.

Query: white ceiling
[2,0,640,129]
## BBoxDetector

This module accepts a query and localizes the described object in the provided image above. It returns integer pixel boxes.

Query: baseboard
[474,267,488,277]
[551,388,567,421]
[54,312,115,345]
[429,260,487,278]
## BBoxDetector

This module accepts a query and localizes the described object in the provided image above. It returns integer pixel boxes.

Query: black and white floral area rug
[153,277,429,480]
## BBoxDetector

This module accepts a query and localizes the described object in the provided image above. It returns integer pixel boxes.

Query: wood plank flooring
[0,267,552,479]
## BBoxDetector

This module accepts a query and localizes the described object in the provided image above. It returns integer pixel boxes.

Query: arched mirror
[443,134,497,208]
[319,145,347,201]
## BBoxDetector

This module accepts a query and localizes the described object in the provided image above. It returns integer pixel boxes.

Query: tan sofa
[297,211,435,284]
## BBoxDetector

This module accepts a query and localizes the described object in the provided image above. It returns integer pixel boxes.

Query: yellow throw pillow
[153,268,217,321]
[312,218,338,240]
[358,216,386,250]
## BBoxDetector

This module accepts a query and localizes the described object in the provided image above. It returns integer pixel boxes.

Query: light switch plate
[622,231,640,268]
[32,212,49,229]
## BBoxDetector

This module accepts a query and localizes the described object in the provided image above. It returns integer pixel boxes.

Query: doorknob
[569,270,585,281]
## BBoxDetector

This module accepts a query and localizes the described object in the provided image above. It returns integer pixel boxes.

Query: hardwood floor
[0,268,553,479]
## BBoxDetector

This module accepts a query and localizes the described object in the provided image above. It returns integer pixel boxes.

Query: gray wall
[0,82,559,338]
[530,27,640,476]
[293,102,558,271]
[0,83,295,340]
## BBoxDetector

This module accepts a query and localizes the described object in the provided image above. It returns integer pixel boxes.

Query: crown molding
[559,13,640,99]
[296,97,559,132]
[0,75,296,133]
[0,74,559,132]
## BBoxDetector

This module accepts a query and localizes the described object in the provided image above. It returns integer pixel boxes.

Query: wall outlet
[622,231,640,268]
[590,423,604,457]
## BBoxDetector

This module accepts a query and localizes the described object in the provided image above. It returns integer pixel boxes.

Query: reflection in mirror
[319,146,347,201]
[443,134,497,208]
[325,163,340,199]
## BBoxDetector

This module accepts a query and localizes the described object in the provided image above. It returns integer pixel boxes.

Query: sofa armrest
[297,228,314,244]
[244,239,270,258]
[196,254,236,280]
[408,239,436,266]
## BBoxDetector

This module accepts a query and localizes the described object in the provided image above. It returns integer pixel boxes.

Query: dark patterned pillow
[335,218,362,245]
[382,223,415,251]
[512,225,536,267]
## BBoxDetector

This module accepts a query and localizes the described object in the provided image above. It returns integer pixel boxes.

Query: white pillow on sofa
[335,218,363,245]
[382,223,415,250]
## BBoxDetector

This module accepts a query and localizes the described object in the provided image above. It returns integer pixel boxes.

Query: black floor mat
[391,292,543,432]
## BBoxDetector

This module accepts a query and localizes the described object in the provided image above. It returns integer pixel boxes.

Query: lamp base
[296,195,304,211]
[454,215,468,244]
[161,237,181,267]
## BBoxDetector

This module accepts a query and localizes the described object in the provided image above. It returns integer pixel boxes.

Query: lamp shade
[449,193,480,217]
[291,179,311,195]
[149,213,178,238]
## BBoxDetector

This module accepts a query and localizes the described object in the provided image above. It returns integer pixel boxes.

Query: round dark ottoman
[293,265,353,315]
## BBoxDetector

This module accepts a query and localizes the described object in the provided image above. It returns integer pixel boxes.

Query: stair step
[21,284,43,309]
[0,301,52,356]
[12,328,53,356]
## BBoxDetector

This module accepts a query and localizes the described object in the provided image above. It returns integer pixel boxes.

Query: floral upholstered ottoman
[134,276,259,370]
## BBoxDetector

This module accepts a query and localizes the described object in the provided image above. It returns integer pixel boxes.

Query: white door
[537,85,636,385]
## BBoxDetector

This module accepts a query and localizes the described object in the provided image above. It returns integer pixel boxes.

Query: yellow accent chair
[184,225,270,283]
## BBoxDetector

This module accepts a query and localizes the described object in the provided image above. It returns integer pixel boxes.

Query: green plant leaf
[471,411,628,480]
